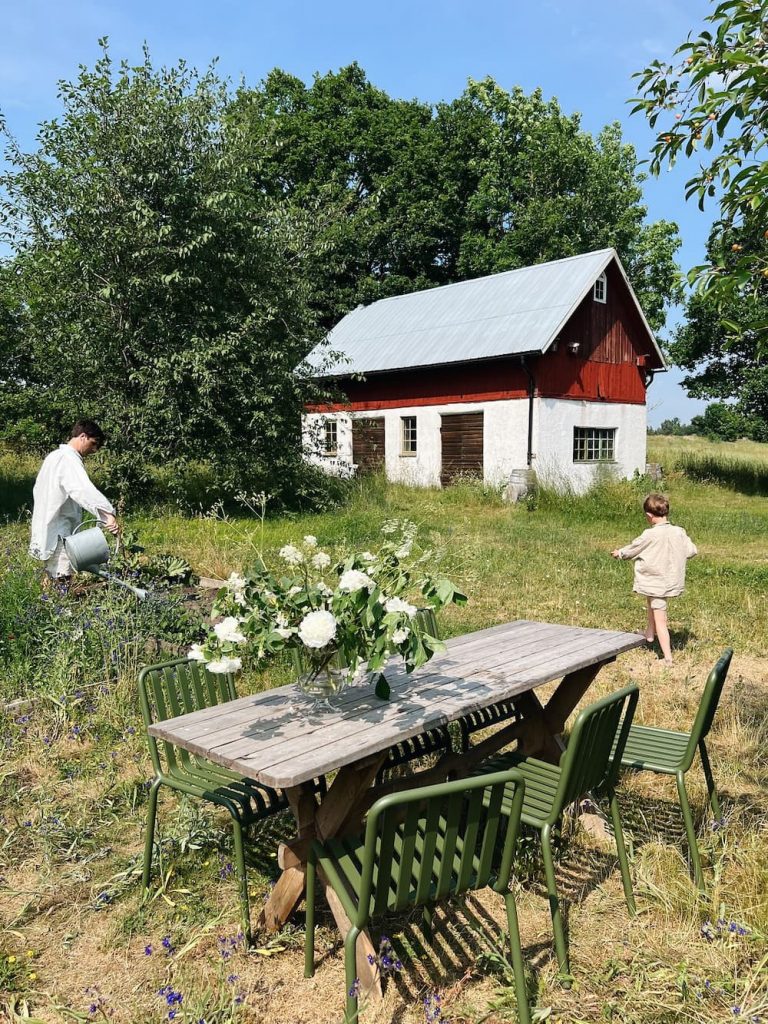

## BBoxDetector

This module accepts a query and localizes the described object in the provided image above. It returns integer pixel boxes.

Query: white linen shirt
[29,445,115,561]
[618,521,698,599]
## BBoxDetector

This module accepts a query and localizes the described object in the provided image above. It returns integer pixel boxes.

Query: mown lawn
[1,439,766,1024]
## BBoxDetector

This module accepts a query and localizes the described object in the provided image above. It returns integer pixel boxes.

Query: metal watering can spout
[63,521,148,601]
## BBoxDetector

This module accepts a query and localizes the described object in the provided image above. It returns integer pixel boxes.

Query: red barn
[303,248,665,492]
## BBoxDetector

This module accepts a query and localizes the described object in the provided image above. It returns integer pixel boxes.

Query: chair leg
[676,772,704,891]
[699,741,722,820]
[540,824,570,985]
[230,818,252,945]
[344,925,361,1024]
[503,891,531,1024]
[304,851,316,979]
[142,780,161,889]
[607,790,635,916]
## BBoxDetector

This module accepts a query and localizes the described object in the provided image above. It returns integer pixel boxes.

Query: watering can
[63,521,148,601]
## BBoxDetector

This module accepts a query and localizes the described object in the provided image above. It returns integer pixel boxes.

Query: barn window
[401,416,417,455]
[573,427,615,463]
[593,272,607,303]
[324,419,338,456]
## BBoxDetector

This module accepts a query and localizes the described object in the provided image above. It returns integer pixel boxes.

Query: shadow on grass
[0,464,34,521]
[678,453,768,496]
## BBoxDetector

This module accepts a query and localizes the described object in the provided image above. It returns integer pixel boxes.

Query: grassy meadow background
[0,436,766,1023]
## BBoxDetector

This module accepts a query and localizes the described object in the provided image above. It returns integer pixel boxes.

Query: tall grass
[675,452,768,496]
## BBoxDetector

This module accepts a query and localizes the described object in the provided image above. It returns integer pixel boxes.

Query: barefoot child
[611,493,697,665]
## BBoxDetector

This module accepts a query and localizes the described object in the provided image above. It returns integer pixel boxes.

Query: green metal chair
[618,649,733,890]
[138,657,315,943]
[305,770,531,1024]
[479,683,639,983]
[458,698,523,753]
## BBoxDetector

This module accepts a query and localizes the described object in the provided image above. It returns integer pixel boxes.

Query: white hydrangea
[303,535,318,548]
[392,627,410,644]
[360,551,376,562]
[207,656,242,674]
[385,596,417,618]
[188,643,207,662]
[312,551,331,570]
[279,544,304,565]
[338,569,375,593]
[275,626,294,639]
[298,609,337,649]
[316,582,334,599]
[213,617,247,644]
[395,543,412,559]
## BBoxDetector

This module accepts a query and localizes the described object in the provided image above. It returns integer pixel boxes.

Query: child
[611,493,697,665]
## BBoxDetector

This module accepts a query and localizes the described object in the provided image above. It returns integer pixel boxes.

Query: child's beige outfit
[617,521,697,609]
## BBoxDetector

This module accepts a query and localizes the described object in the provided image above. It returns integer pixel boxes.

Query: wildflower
[360,551,375,562]
[298,609,337,649]
[349,979,361,998]
[311,551,331,570]
[188,643,207,662]
[213,616,247,644]
[701,920,716,942]
[7,955,17,963]
[144,945,153,956]
[338,569,375,593]
[26,950,35,958]
[27,971,37,980]
[226,973,239,984]
[392,627,410,645]
[161,935,175,954]
[303,535,318,548]
[279,544,303,565]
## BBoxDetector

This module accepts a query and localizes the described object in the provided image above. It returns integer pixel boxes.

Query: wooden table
[150,620,643,994]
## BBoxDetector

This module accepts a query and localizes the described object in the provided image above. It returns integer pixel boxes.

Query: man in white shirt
[29,420,120,583]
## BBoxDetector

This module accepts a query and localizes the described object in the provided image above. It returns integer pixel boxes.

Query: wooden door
[440,412,483,486]
[352,417,385,474]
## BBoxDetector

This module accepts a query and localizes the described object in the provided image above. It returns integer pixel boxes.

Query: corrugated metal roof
[307,248,662,377]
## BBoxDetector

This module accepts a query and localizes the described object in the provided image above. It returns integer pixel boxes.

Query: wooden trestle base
[255,660,614,1002]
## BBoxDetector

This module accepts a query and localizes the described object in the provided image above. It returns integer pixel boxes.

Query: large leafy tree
[632,0,768,344]
[0,44,328,499]
[234,68,681,331]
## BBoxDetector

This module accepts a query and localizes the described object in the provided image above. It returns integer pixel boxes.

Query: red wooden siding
[307,258,658,413]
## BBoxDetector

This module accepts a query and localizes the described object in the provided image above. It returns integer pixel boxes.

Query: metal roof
[307,248,664,376]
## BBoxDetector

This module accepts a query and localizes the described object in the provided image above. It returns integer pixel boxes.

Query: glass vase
[291,648,349,708]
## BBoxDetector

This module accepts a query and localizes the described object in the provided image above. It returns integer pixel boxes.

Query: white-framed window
[324,419,338,456]
[593,272,607,303]
[573,427,616,463]
[401,415,417,456]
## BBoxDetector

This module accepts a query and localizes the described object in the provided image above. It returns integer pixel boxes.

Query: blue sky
[1,0,716,425]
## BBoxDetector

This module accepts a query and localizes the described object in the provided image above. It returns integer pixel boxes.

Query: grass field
[1,438,767,1024]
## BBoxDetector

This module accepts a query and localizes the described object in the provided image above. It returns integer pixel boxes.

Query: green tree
[632,0,768,342]
[669,221,768,438]
[234,68,681,332]
[0,43,330,502]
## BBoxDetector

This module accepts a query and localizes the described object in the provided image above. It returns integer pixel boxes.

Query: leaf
[374,673,390,700]
[253,945,286,956]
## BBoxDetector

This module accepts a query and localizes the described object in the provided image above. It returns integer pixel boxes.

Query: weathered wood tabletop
[149,619,644,788]
[149,619,644,996]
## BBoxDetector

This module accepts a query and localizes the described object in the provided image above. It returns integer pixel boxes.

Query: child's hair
[643,492,669,517]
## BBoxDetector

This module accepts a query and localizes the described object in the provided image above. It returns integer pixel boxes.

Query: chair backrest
[549,683,639,823]
[375,725,453,785]
[458,699,521,751]
[355,769,525,927]
[138,657,238,777]
[681,648,733,769]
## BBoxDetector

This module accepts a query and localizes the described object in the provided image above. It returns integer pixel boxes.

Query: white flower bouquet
[190,520,466,699]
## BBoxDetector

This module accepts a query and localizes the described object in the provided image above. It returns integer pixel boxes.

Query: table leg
[320,868,383,1000]
[256,781,318,932]
[516,661,612,761]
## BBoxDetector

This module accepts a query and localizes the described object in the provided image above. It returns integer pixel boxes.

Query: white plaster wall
[533,398,647,493]
[303,397,646,491]
[302,412,355,478]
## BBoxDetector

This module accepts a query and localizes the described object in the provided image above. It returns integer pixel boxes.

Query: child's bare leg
[652,605,673,663]
[645,599,655,643]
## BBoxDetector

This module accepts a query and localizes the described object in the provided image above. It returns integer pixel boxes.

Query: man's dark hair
[70,419,106,447]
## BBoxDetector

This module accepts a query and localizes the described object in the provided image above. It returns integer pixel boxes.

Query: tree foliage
[0,44,332,502]
[233,68,681,331]
[632,0,768,342]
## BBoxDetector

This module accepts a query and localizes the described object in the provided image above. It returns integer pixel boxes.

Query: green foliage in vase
[191,520,466,685]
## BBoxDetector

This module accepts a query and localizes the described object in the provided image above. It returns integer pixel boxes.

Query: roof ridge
[368,248,616,308]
